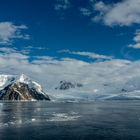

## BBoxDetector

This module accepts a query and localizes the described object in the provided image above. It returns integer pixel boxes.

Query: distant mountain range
[1,74,140,102]
[0,74,50,101]
[50,79,140,102]
[55,81,83,90]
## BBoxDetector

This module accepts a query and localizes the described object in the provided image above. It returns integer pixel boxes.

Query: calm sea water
[0,101,140,140]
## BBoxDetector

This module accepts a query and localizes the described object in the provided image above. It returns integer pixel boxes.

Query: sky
[1,0,140,99]
[0,0,140,60]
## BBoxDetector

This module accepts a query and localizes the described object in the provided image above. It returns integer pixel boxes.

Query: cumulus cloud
[93,0,140,26]
[80,0,140,26]
[0,22,29,45]
[128,30,140,49]
[54,0,71,11]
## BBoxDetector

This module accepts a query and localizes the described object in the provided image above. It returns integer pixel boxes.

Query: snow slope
[0,74,50,101]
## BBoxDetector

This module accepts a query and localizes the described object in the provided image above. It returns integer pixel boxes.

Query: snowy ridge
[0,74,44,94]
[17,74,45,95]
[0,75,15,90]
[0,74,50,101]
[1,73,140,102]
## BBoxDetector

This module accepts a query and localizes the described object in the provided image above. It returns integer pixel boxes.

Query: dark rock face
[55,81,83,90]
[0,82,50,101]
[121,88,128,92]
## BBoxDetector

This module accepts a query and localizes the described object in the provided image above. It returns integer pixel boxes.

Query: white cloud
[128,30,140,49]
[80,8,92,16]
[54,0,71,11]
[2,47,140,101]
[0,47,29,60]
[0,47,17,53]
[0,22,29,45]
[72,51,113,60]
[25,46,48,51]
[93,0,140,26]
[59,50,113,60]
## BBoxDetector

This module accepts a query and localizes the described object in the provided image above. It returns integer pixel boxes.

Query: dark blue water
[0,101,140,140]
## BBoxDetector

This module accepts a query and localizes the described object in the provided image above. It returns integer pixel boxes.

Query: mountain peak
[0,74,50,101]
[18,74,30,83]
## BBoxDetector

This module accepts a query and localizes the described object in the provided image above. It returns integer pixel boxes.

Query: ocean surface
[0,101,140,140]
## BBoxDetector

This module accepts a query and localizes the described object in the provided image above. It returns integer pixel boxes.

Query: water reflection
[0,101,140,140]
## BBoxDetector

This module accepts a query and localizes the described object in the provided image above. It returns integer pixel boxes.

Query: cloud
[0,47,17,53]
[2,47,140,100]
[128,30,140,49]
[80,0,140,26]
[0,47,29,60]
[54,0,71,11]
[25,46,49,51]
[59,50,113,60]
[93,0,140,26]
[0,22,29,45]
[80,8,92,17]
[72,51,113,60]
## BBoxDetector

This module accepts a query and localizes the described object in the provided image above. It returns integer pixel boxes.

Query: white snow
[0,74,48,99]
[17,74,44,94]
[1,70,140,102]
[0,75,15,90]
[18,74,30,84]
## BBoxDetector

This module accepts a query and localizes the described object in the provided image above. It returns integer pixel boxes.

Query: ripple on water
[47,112,81,122]
[0,111,81,128]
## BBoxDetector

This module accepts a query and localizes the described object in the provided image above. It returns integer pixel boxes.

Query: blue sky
[0,0,140,61]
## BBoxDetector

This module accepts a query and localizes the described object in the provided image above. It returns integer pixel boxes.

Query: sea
[0,101,140,140]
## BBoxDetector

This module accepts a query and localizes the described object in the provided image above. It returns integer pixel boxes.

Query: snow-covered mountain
[55,81,83,90]
[48,77,140,102]
[0,74,50,101]
[1,73,140,102]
